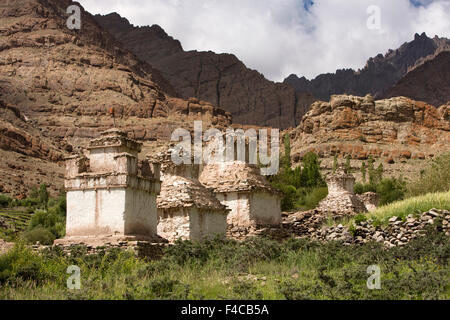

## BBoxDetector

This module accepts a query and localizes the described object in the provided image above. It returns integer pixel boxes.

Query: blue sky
[409,0,437,7]
[79,0,450,81]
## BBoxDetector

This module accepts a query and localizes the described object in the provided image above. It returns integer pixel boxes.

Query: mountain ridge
[284,32,450,104]
[95,12,315,129]
[95,12,450,128]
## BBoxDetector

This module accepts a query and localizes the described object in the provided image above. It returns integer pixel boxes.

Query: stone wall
[309,209,450,247]
[356,192,379,212]
[249,192,282,226]
[189,209,228,241]
[217,192,251,227]
[157,208,228,242]
[157,208,190,242]
[227,208,450,247]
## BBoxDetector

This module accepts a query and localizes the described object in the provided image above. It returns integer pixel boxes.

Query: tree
[332,155,338,173]
[376,163,384,184]
[344,155,351,173]
[361,161,367,183]
[300,152,325,188]
[29,186,39,199]
[282,134,291,169]
[368,156,375,185]
[376,178,406,205]
[38,183,49,209]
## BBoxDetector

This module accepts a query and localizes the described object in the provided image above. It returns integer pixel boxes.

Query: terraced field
[0,208,32,241]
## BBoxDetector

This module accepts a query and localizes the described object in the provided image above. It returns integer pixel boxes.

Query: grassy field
[0,226,448,300]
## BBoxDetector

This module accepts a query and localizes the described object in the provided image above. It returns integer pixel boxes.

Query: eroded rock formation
[290,94,450,180]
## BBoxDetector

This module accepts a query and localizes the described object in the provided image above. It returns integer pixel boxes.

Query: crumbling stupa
[199,157,282,228]
[57,129,162,245]
[154,152,229,242]
[317,166,367,216]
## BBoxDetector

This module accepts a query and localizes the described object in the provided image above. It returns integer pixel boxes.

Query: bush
[0,194,12,208]
[300,152,326,188]
[354,183,376,195]
[276,184,297,211]
[146,277,190,300]
[21,227,55,245]
[26,193,66,240]
[376,178,406,205]
[269,150,326,211]
[296,187,328,210]
[354,178,405,206]
[13,198,40,208]
[408,152,450,196]
[353,214,367,225]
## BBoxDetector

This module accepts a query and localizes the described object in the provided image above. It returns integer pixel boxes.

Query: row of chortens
[56,129,375,246]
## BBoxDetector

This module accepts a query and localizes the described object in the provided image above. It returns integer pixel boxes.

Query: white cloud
[78,0,450,82]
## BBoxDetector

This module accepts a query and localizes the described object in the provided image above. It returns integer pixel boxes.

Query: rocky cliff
[94,13,315,129]
[0,0,232,196]
[0,100,64,196]
[285,33,450,105]
[290,94,450,180]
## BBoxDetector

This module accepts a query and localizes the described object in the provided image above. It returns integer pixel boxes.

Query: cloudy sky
[79,0,450,82]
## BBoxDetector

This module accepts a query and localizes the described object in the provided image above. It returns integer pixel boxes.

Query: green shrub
[273,184,297,211]
[296,187,328,210]
[376,178,406,205]
[353,214,367,225]
[146,277,190,300]
[354,178,405,206]
[21,227,55,245]
[269,151,326,211]
[0,194,12,207]
[408,152,450,196]
[300,152,326,188]
[0,244,57,285]
[354,183,376,194]
[24,192,66,240]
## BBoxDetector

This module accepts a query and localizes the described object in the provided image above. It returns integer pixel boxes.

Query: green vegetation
[0,229,448,300]
[349,152,450,224]
[0,184,66,245]
[270,136,327,211]
[361,161,367,183]
[22,193,66,245]
[357,191,450,226]
[0,209,33,241]
[0,195,12,208]
[344,155,351,173]
[407,152,450,197]
[332,155,338,173]
[355,178,407,206]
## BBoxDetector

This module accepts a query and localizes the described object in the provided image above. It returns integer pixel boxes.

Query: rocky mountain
[94,13,315,129]
[289,94,450,181]
[383,51,450,106]
[284,33,450,105]
[0,100,65,196]
[0,0,231,196]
